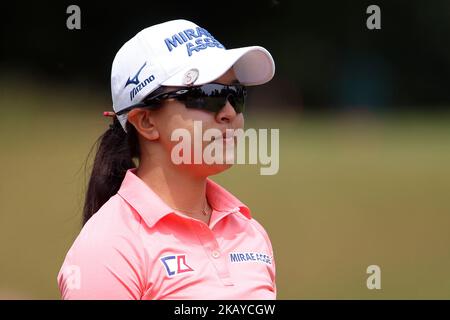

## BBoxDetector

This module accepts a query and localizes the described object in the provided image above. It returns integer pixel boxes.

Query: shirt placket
[188,218,235,286]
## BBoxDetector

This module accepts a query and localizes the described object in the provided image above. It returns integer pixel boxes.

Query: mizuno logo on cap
[124,61,156,101]
[124,62,147,87]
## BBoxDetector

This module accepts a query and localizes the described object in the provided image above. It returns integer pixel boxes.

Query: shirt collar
[117,168,251,228]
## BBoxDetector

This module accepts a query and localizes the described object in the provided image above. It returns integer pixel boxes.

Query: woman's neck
[135,156,210,221]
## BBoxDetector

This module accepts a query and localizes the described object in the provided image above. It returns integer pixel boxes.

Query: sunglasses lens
[185,96,225,112]
[184,84,246,113]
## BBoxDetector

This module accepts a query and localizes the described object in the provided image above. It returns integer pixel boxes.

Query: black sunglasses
[116,83,247,116]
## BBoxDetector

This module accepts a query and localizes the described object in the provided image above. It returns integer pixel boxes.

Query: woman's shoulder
[246,215,275,254]
[57,195,148,299]
[88,194,141,228]
[242,214,270,239]
[70,194,144,253]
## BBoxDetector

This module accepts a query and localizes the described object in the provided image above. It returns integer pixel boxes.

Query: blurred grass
[1,78,450,299]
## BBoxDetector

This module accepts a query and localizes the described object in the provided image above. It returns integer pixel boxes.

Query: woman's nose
[215,98,237,124]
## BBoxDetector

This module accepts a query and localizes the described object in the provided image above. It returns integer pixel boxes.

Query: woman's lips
[210,132,235,144]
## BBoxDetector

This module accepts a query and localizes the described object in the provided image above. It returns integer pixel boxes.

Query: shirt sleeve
[57,215,148,300]
[251,218,277,297]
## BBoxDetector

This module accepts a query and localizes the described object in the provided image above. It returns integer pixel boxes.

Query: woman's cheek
[236,113,245,129]
[163,121,196,158]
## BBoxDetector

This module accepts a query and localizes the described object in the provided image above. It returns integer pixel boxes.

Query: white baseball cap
[111,19,275,131]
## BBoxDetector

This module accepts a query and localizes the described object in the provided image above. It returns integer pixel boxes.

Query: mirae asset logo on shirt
[229,252,272,265]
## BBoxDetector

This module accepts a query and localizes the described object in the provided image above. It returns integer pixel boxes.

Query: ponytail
[82,117,140,225]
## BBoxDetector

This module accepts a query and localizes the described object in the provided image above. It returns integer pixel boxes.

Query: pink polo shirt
[57,168,276,299]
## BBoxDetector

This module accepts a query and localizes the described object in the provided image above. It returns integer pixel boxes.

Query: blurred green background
[0,78,449,299]
[1,0,450,299]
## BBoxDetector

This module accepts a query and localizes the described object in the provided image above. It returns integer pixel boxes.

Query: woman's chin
[183,162,234,177]
[205,163,234,176]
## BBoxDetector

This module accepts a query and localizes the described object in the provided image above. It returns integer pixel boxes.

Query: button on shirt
[57,168,276,299]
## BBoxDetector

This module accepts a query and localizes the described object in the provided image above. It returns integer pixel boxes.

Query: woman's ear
[127,109,160,141]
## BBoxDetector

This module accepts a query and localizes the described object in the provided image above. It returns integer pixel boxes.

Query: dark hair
[82,117,140,225]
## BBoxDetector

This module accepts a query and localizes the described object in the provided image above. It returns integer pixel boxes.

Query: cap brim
[160,46,275,87]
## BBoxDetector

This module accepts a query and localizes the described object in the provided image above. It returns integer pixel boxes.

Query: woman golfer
[57,19,276,299]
